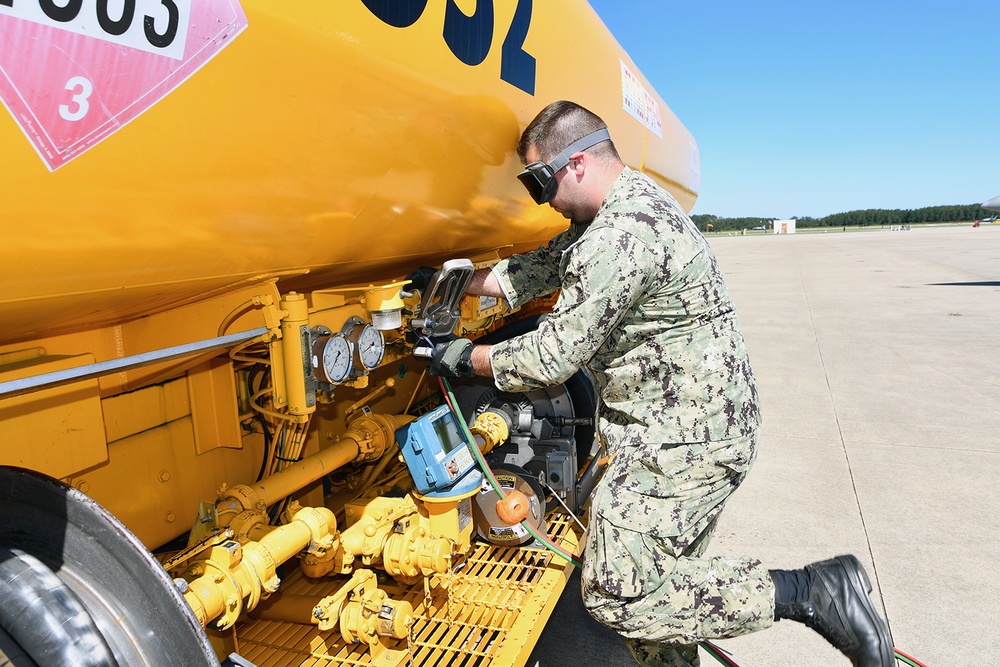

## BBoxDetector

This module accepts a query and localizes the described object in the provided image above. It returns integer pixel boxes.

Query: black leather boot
[772,555,894,667]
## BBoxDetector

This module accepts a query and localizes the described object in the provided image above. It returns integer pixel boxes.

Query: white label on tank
[620,60,662,138]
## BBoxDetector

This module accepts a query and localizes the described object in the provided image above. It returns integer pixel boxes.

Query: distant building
[773,218,796,234]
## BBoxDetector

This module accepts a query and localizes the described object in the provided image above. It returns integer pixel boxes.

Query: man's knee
[581,569,696,644]
[581,572,645,636]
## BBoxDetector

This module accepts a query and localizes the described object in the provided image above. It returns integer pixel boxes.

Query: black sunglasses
[517,129,611,205]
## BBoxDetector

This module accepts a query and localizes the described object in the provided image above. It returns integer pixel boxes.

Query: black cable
[251,365,273,481]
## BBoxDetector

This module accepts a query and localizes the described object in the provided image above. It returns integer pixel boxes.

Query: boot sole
[836,555,895,667]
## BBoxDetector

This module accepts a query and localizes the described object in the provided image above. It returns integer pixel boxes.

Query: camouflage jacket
[489,167,760,446]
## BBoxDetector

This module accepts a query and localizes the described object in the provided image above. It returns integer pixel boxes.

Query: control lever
[410,259,475,337]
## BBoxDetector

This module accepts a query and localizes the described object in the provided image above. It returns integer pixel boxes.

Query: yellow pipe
[182,505,336,629]
[252,436,360,508]
[250,593,324,625]
[259,521,313,565]
[220,413,413,513]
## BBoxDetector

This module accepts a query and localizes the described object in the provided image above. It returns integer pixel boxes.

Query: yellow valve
[413,485,479,555]
[382,518,452,584]
[312,569,374,632]
[338,494,455,584]
[312,569,413,667]
[342,589,413,644]
[470,410,510,455]
[340,496,420,569]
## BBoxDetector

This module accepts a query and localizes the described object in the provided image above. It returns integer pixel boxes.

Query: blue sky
[587,1,1000,218]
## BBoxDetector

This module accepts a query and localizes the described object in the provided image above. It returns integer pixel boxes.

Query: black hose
[475,313,542,344]
[252,364,273,481]
[0,548,117,667]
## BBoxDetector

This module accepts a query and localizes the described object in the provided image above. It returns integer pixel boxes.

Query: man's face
[524,145,586,223]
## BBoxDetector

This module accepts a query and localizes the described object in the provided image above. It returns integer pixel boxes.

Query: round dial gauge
[356,324,385,370]
[316,333,352,384]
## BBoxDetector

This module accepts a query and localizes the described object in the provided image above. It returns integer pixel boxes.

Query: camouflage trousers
[581,431,774,667]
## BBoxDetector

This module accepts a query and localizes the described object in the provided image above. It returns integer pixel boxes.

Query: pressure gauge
[340,316,385,373]
[313,332,353,385]
[356,323,385,370]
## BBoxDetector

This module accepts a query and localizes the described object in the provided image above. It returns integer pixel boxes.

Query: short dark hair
[517,100,621,165]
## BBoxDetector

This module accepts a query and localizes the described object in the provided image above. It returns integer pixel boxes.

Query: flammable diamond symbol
[0,0,247,171]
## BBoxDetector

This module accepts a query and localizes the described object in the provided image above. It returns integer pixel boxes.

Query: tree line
[692,204,994,233]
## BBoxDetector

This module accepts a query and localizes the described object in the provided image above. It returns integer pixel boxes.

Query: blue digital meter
[396,404,481,495]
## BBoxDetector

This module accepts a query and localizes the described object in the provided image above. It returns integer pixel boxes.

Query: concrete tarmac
[530,225,1000,667]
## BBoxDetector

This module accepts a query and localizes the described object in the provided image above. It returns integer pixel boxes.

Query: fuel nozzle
[409,259,474,337]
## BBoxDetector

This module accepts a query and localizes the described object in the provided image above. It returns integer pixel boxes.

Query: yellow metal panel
[77,417,199,547]
[103,377,191,444]
[74,416,261,548]
[104,361,245,463]
[0,353,107,479]
[188,358,243,454]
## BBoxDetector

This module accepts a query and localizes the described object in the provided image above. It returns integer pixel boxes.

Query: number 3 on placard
[59,76,93,122]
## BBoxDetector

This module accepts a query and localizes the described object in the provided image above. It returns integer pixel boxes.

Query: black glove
[424,338,474,378]
[404,266,438,294]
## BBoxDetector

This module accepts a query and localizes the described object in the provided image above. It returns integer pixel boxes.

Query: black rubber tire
[0,466,218,667]
[0,548,115,667]
[0,623,38,667]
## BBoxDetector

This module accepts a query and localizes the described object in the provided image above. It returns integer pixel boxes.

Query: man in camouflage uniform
[418,101,894,667]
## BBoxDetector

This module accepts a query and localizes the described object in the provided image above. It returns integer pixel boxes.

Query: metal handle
[410,259,475,337]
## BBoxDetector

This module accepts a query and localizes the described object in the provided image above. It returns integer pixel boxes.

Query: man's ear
[568,152,587,176]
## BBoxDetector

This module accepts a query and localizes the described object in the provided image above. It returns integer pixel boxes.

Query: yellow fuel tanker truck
[0,1,698,665]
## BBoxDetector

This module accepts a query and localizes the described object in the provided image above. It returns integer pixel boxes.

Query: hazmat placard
[0,0,247,170]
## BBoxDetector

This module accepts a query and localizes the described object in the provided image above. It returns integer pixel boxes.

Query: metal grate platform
[235,514,582,667]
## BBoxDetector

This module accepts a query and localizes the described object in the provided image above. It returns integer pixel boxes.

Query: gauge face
[357,324,385,370]
[319,333,352,384]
